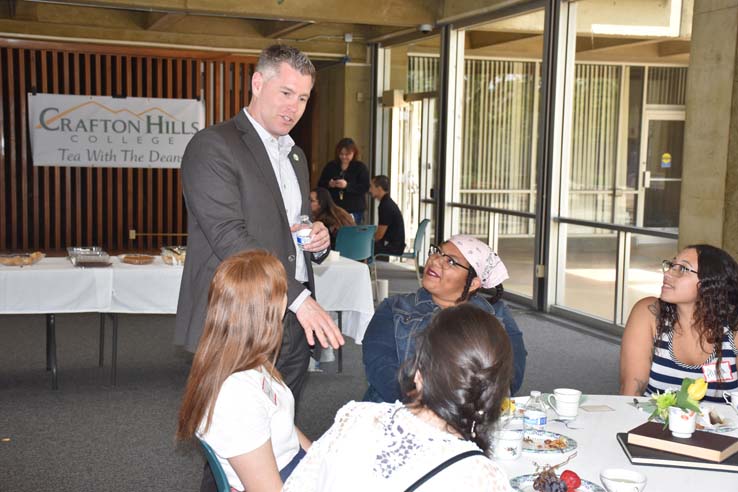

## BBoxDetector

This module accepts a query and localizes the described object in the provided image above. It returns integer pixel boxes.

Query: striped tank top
[647,327,738,402]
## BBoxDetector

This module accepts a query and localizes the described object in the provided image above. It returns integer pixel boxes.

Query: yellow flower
[687,378,708,401]
[501,398,515,413]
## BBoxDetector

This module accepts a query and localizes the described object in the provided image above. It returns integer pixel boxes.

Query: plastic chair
[334,225,377,262]
[198,438,230,492]
[382,218,430,285]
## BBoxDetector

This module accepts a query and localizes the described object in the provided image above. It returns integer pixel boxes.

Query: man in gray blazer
[174,45,344,404]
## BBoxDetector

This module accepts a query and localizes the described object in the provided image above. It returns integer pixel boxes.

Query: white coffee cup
[376,279,390,303]
[724,390,738,414]
[600,468,647,492]
[491,429,523,460]
[546,388,582,419]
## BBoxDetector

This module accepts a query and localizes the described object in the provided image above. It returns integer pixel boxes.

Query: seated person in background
[283,304,514,492]
[310,187,355,249]
[362,234,527,402]
[176,251,311,492]
[369,175,406,255]
[620,244,738,402]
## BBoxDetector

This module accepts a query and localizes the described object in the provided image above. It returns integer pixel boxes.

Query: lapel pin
[292,154,299,161]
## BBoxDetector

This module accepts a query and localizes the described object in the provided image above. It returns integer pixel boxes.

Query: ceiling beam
[466,30,539,50]
[145,12,185,31]
[657,40,690,57]
[576,36,654,54]
[258,20,314,39]
[28,0,434,27]
[0,18,367,61]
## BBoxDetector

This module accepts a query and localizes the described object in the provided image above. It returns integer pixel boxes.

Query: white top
[242,108,309,299]
[197,367,300,491]
[283,401,512,492]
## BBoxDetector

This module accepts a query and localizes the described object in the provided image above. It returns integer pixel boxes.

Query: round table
[500,394,738,490]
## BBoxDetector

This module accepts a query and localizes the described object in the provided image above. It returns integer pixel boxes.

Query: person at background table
[174,44,344,404]
[283,304,514,492]
[317,138,370,224]
[310,187,355,249]
[177,251,311,492]
[362,235,527,402]
[620,244,738,402]
[368,175,406,256]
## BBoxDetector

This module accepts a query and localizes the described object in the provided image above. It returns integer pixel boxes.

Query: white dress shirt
[244,108,310,312]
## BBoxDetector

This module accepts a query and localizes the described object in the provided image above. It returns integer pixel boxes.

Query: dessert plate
[510,474,605,492]
[522,430,577,454]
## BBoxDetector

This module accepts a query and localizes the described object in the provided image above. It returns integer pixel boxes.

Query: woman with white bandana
[362,234,527,403]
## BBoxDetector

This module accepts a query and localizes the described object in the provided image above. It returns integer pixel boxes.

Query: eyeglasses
[428,244,471,271]
[661,259,699,277]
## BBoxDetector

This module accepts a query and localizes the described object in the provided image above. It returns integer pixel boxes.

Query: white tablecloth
[313,255,374,343]
[110,256,182,313]
[502,395,738,490]
[0,258,112,313]
[0,256,374,343]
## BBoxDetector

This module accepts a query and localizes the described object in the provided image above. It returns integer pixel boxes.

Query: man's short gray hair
[256,45,316,84]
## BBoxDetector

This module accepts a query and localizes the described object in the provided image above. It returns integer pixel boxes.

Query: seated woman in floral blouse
[283,304,514,492]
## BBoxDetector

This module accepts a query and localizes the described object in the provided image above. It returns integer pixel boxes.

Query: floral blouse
[283,401,513,492]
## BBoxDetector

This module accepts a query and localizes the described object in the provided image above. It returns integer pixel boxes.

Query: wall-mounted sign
[28,93,205,168]
[661,152,672,168]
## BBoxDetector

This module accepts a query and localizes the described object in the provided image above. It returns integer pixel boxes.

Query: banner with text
[28,93,205,168]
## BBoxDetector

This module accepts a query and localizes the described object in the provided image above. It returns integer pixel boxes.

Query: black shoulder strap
[404,449,486,492]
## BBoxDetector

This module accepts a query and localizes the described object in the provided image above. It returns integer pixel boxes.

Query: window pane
[623,236,678,324]
[647,67,688,105]
[557,225,618,321]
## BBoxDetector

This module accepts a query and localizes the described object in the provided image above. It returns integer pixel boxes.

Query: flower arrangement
[649,377,707,425]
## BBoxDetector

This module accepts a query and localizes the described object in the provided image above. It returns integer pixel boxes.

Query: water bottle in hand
[296,215,312,249]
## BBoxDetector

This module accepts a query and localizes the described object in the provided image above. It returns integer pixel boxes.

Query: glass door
[638,112,685,230]
[394,95,438,248]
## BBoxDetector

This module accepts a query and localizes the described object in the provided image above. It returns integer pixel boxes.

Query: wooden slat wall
[0,40,257,251]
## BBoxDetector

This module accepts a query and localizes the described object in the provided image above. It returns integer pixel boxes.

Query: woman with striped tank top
[620,244,738,403]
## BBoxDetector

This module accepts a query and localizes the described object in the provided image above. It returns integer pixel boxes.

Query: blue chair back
[411,219,430,256]
[335,225,377,262]
[198,438,230,492]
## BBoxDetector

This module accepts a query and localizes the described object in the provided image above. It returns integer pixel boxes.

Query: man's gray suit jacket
[174,110,317,353]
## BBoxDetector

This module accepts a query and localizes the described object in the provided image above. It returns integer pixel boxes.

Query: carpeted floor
[0,262,621,491]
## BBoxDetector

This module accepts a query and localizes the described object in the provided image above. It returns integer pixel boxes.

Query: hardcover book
[617,433,738,473]
[626,421,738,463]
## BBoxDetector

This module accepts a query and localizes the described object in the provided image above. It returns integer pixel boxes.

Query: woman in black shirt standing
[318,138,370,224]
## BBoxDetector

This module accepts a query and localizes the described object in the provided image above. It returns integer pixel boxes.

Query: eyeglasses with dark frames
[428,244,471,271]
[661,259,699,277]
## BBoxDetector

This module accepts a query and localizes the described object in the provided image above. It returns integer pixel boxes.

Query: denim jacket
[362,288,527,403]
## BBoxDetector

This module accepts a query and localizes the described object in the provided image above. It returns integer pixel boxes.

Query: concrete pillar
[343,64,372,161]
[680,0,738,259]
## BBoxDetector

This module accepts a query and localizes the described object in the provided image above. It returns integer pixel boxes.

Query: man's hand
[295,296,345,349]
[291,221,330,253]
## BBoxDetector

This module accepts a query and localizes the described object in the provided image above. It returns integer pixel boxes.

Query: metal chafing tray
[67,246,111,267]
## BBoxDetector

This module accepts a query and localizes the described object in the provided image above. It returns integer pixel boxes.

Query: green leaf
[682,399,701,413]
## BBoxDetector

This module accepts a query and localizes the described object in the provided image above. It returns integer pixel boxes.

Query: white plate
[522,430,577,454]
[510,474,605,492]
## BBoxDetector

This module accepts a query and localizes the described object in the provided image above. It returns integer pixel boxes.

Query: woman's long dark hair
[399,304,513,453]
[657,244,738,377]
[312,187,354,233]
